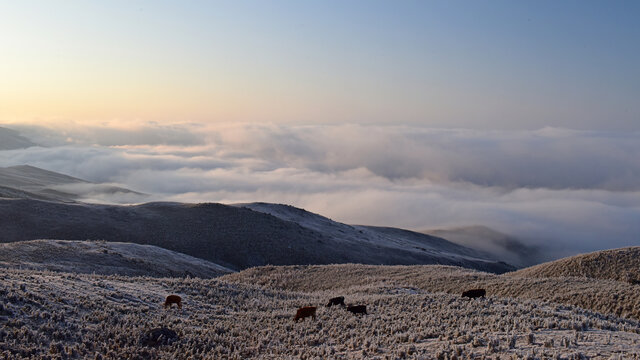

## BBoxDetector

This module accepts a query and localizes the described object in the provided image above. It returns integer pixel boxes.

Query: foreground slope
[0,240,232,278]
[223,263,640,321]
[507,246,640,283]
[1,268,639,359]
[0,198,514,273]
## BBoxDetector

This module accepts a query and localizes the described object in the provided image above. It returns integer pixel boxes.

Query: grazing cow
[164,295,182,309]
[326,296,346,307]
[347,305,367,315]
[294,306,317,322]
[462,289,486,299]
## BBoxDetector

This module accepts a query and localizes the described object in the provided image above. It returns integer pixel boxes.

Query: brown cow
[347,305,367,315]
[462,289,486,299]
[164,295,182,309]
[294,306,316,322]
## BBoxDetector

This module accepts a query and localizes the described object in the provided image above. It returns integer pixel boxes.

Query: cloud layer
[2,122,639,260]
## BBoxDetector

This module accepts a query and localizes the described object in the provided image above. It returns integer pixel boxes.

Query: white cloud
[1,122,639,260]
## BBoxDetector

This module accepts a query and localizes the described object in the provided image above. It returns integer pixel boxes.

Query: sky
[1,0,639,129]
[1,1,639,261]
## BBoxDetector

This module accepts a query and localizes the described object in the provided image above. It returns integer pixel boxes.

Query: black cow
[347,305,367,315]
[462,289,486,299]
[326,296,345,307]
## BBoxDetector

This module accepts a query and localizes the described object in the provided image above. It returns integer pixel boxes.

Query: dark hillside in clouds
[0,164,146,203]
[0,164,513,272]
[0,126,37,150]
[0,198,514,273]
[424,226,542,267]
[236,202,485,258]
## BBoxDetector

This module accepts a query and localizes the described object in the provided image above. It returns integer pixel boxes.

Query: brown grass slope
[223,263,640,321]
[508,247,640,283]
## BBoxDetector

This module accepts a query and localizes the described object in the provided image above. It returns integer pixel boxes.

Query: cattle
[346,305,367,315]
[164,295,182,309]
[326,296,346,307]
[294,306,317,322]
[462,289,486,299]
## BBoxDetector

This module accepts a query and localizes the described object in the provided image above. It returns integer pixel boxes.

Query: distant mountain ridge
[0,165,145,203]
[0,165,515,273]
[236,202,489,259]
[0,198,514,273]
[0,126,37,150]
[423,225,542,267]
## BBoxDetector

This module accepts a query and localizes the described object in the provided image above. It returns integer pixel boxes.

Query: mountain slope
[0,165,88,187]
[507,247,640,283]
[0,165,145,203]
[0,126,37,150]
[236,203,512,269]
[0,185,55,201]
[237,203,481,257]
[423,225,542,267]
[0,198,514,273]
[0,239,232,277]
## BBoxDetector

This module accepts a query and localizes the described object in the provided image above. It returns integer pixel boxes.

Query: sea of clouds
[1,122,639,260]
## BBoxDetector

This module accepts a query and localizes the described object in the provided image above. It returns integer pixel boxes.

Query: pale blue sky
[1,0,639,129]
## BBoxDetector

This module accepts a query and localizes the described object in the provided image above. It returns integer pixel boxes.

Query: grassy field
[2,264,640,359]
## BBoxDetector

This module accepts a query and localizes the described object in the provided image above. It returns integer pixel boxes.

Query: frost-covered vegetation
[2,266,640,359]
[509,247,640,284]
[223,264,640,320]
[0,240,232,278]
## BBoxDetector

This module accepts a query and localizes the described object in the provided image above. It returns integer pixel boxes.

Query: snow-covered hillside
[0,240,232,278]
[2,267,640,359]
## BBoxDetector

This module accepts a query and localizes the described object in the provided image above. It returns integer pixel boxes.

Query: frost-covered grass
[0,239,232,278]
[509,247,640,284]
[223,264,640,320]
[2,267,640,359]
